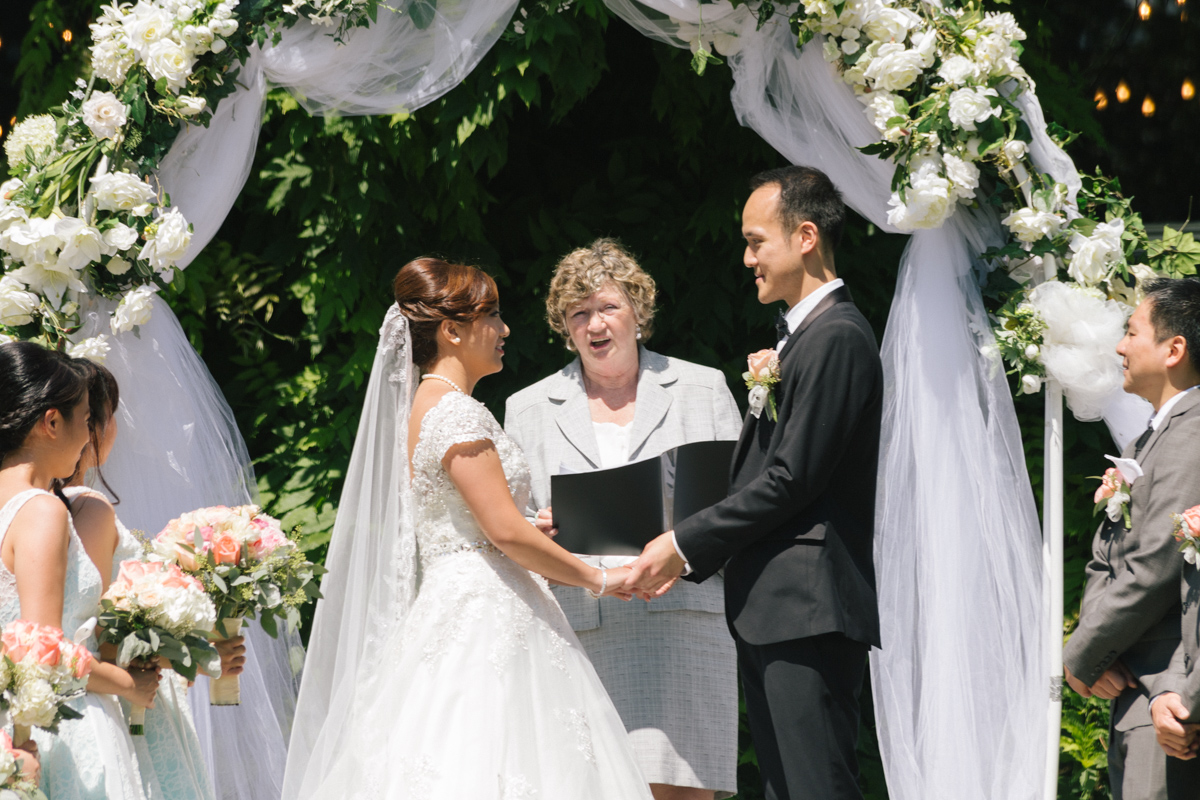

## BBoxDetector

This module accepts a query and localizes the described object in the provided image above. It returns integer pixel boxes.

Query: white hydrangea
[1068,218,1126,286]
[82,91,128,141]
[947,86,1001,130]
[149,583,217,636]
[111,285,158,334]
[91,171,158,216]
[67,335,111,364]
[1002,207,1066,243]
[9,677,58,728]
[4,116,58,170]
[0,276,40,327]
[139,207,191,273]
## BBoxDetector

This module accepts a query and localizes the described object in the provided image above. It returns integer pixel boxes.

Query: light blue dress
[99,497,215,800]
[0,488,146,800]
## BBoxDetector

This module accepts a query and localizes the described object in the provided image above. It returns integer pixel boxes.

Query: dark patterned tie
[775,310,790,343]
[1134,424,1154,457]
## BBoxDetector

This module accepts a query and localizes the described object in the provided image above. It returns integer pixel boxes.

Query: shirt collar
[1151,385,1200,430]
[777,279,845,348]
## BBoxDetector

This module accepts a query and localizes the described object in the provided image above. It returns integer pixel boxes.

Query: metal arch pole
[1043,253,1065,800]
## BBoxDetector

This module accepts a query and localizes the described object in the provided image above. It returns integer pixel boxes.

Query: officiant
[505,239,740,800]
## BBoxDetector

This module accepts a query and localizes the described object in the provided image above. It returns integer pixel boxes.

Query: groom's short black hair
[1145,277,1200,374]
[749,166,846,252]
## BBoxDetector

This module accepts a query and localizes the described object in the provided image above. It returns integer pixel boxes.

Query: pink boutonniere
[744,349,781,421]
[1171,505,1200,565]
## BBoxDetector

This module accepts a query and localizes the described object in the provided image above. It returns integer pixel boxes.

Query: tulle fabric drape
[157,0,519,269]
[76,296,302,800]
[599,8,1051,798]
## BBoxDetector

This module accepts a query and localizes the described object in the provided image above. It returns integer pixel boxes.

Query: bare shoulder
[70,492,118,539]
[10,494,70,546]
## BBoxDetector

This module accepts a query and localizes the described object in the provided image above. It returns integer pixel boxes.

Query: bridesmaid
[64,359,246,800]
[0,341,158,799]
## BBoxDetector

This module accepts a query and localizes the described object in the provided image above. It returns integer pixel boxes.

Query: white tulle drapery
[158,0,520,269]
[75,296,303,800]
[602,5,1050,798]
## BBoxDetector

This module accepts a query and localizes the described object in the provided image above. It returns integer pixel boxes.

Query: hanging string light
[1117,81,1132,102]
[1095,88,1110,110]
[1184,78,1196,101]
[1142,96,1157,116]
[61,29,73,43]
[1139,0,1152,19]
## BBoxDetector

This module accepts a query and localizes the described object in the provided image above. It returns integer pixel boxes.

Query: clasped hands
[1065,662,1200,759]
[534,509,685,602]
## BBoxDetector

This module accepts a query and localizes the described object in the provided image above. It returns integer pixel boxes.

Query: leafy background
[5,0,1199,796]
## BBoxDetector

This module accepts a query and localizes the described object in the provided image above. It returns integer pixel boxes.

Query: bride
[283,257,656,798]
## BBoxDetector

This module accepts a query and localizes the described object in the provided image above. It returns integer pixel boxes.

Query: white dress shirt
[670,280,847,573]
[1151,385,1200,430]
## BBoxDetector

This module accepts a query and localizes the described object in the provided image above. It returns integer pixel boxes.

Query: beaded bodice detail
[410,392,533,567]
[0,489,103,638]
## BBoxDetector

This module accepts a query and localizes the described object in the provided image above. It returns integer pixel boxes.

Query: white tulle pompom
[1029,281,1131,421]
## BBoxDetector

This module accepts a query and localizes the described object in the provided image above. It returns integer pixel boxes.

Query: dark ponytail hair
[0,341,88,464]
[393,257,500,368]
[65,359,121,503]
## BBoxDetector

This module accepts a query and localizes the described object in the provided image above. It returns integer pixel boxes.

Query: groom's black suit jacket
[675,287,883,648]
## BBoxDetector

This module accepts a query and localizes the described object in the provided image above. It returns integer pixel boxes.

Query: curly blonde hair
[546,239,657,349]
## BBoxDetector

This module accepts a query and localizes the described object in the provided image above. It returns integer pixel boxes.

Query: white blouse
[592,421,632,469]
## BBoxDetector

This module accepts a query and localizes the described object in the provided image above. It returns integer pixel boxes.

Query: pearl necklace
[421,373,465,394]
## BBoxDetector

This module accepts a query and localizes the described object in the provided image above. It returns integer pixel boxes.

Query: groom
[630,165,883,800]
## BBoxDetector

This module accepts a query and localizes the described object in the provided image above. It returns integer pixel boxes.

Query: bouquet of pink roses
[0,729,46,799]
[153,505,323,704]
[0,620,94,746]
[1171,505,1200,565]
[98,559,220,733]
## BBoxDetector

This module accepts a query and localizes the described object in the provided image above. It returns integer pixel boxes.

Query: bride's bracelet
[587,568,608,599]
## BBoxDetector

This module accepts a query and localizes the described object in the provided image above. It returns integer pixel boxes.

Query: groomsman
[630,166,883,800]
[1064,277,1200,799]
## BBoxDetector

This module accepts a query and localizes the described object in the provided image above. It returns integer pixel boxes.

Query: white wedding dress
[300,390,653,798]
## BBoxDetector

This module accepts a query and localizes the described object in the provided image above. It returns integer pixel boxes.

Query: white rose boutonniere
[744,348,781,421]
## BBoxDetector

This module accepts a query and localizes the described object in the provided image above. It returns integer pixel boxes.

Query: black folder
[550,439,737,556]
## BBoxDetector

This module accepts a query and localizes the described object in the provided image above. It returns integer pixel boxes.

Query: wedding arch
[2,0,1195,798]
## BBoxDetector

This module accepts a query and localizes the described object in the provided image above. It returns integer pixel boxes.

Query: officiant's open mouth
[589,338,612,352]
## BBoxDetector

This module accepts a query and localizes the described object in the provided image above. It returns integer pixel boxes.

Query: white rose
[4,115,58,171]
[747,384,769,419]
[1128,262,1157,286]
[90,38,138,86]
[1185,547,1199,566]
[111,285,158,334]
[886,176,952,231]
[1106,491,1130,522]
[711,31,741,57]
[0,276,40,327]
[863,91,903,133]
[863,7,920,42]
[980,11,1025,42]
[146,39,193,92]
[2,217,64,269]
[123,1,175,59]
[1068,219,1125,286]
[211,18,239,37]
[54,217,105,272]
[863,43,926,92]
[67,335,111,364]
[1002,207,1065,243]
[177,95,207,117]
[91,171,158,215]
[1024,344,1040,360]
[937,55,978,86]
[106,257,133,276]
[82,91,128,141]
[139,207,192,273]
[973,32,1017,76]
[1002,139,1029,167]
[943,153,980,201]
[211,38,228,54]
[1020,374,1042,394]
[103,222,140,252]
[947,87,1001,131]
[0,198,28,235]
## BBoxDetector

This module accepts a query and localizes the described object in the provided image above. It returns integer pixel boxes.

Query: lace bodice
[410,392,533,566]
[0,489,103,639]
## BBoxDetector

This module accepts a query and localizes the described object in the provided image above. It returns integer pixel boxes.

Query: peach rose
[63,641,93,679]
[213,534,241,565]
[1182,506,1200,538]
[2,620,37,662]
[747,349,778,382]
[32,626,62,666]
[117,560,150,583]
[1093,468,1120,504]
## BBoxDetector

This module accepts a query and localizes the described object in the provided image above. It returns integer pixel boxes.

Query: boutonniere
[744,349,781,421]
[1091,455,1143,528]
[1171,506,1200,565]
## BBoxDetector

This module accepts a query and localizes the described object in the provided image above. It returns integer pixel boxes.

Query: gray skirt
[552,556,738,798]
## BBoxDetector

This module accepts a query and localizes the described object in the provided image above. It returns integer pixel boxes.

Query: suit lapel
[552,365,601,469]
[628,375,673,459]
[777,285,853,363]
[1139,390,1200,464]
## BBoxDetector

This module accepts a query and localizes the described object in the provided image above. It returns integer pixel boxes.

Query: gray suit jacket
[504,347,742,630]
[1064,390,1200,731]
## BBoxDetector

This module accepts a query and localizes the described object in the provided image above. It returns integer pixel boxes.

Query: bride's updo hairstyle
[393,257,499,368]
[0,341,88,463]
